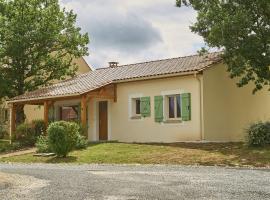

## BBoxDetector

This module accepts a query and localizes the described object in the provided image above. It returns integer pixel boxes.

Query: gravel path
[0,163,270,200]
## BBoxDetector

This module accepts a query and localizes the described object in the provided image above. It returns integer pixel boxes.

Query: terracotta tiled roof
[11,52,222,101]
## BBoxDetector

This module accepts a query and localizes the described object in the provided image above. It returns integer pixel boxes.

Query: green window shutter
[140,97,151,117]
[154,96,163,122]
[181,93,191,121]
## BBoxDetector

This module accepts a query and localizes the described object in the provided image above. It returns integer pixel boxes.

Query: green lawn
[1,142,270,167]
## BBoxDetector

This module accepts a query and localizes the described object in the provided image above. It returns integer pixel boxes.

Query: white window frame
[164,94,182,121]
[161,89,184,123]
[128,94,143,120]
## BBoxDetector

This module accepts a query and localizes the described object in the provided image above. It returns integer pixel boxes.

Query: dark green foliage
[36,121,88,153]
[76,122,87,136]
[0,124,7,139]
[177,0,270,93]
[14,120,46,146]
[48,121,79,157]
[16,123,36,146]
[32,120,46,137]
[75,134,88,149]
[35,135,51,153]
[0,0,89,123]
[0,141,22,153]
[246,121,270,147]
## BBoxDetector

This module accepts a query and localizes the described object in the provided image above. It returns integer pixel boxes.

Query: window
[135,99,141,115]
[167,95,181,119]
[131,98,141,118]
[60,105,79,121]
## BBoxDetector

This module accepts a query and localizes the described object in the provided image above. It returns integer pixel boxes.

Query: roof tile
[11,52,222,101]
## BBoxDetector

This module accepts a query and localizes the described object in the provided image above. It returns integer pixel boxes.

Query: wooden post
[81,95,87,135]
[9,103,16,144]
[88,97,94,141]
[44,101,49,130]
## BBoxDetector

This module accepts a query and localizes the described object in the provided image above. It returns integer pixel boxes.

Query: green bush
[35,135,51,153]
[0,141,22,153]
[32,120,46,137]
[15,120,46,146]
[246,121,270,147]
[48,121,79,157]
[75,134,88,149]
[0,124,6,139]
[16,123,36,146]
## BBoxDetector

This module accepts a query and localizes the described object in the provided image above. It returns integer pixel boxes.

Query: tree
[0,0,89,123]
[176,0,270,93]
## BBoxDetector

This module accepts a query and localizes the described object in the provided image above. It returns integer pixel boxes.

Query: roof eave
[113,70,199,83]
[7,93,81,104]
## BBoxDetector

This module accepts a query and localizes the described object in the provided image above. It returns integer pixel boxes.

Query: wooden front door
[99,101,108,140]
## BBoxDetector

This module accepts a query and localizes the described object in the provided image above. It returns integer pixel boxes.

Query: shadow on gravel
[45,156,77,163]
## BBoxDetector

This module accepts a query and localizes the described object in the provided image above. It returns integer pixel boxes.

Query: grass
[1,142,270,167]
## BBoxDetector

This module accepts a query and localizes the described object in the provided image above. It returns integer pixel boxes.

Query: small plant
[48,121,79,157]
[75,134,88,149]
[246,121,270,147]
[35,135,51,153]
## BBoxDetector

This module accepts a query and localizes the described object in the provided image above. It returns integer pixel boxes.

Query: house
[0,57,92,131]
[7,52,270,142]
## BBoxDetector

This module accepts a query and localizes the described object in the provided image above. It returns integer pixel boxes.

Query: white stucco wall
[110,75,202,143]
[203,63,270,141]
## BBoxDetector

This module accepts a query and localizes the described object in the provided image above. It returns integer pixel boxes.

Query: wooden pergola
[9,84,117,140]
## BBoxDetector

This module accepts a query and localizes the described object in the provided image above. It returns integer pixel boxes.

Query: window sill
[163,119,182,124]
[130,116,142,120]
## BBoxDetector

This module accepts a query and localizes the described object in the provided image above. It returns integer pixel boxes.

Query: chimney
[108,61,119,67]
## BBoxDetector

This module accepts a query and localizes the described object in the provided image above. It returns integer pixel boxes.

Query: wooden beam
[81,95,87,135]
[10,104,16,143]
[44,101,49,130]
[87,94,114,100]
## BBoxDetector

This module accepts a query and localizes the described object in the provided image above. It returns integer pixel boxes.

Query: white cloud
[60,0,204,68]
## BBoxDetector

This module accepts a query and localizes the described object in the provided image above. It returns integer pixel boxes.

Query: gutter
[114,71,197,83]
[194,72,204,141]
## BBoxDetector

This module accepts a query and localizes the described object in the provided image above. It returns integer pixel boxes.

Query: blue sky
[60,0,204,69]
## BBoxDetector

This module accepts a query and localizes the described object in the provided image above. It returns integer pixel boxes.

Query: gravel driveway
[0,163,270,200]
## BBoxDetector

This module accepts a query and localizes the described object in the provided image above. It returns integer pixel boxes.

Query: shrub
[0,141,22,153]
[32,120,46,137]
[48,121,79,157]
[246,121,270,147]
[75,134,88,149]
[16,123,36,146]
[35,135,51,153]
[0,124,6,139]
